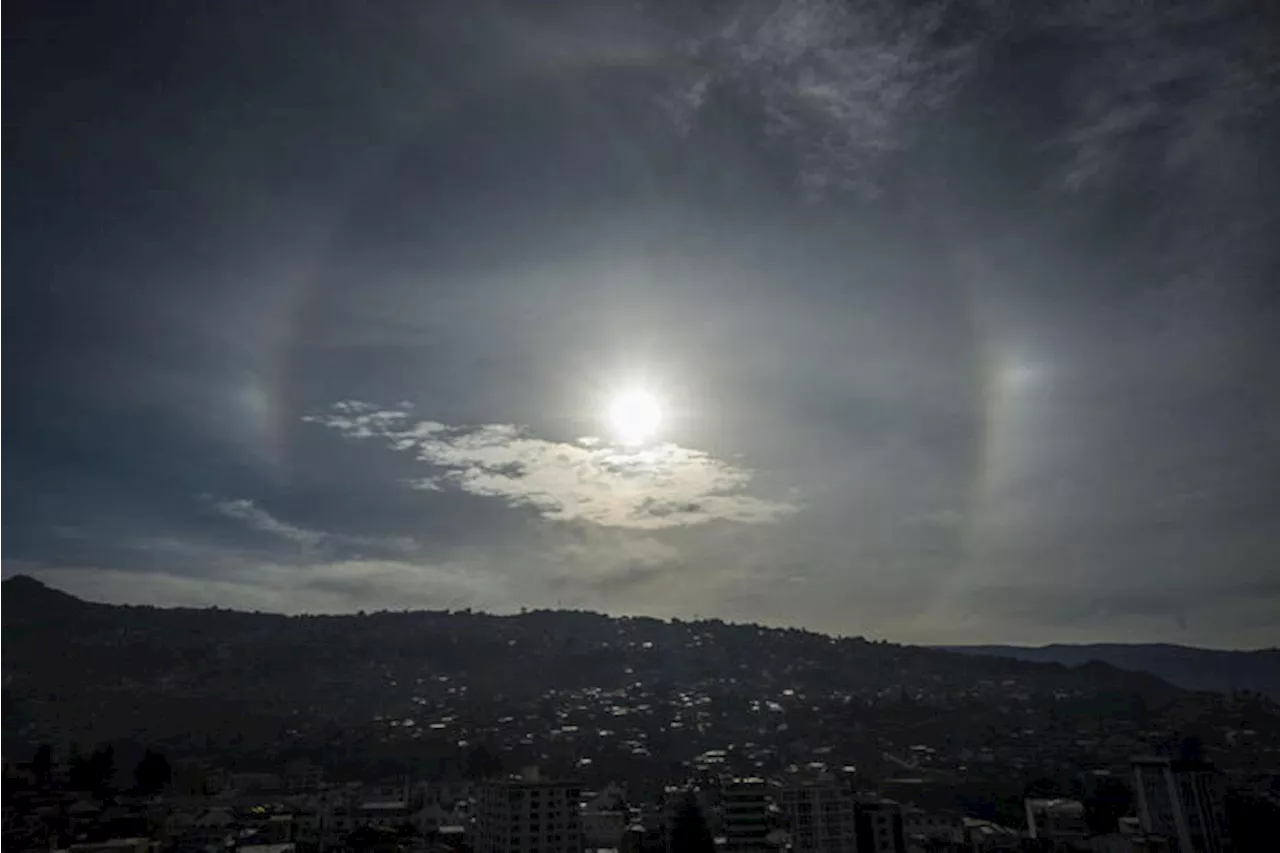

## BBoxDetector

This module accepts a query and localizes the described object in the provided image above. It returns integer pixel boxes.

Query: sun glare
[607,389,662,446]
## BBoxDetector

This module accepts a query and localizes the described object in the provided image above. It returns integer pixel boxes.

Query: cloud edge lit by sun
[305,401,797,530]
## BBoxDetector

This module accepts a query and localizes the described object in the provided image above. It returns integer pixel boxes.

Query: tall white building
[1132,758,1232,853]
[779,778,857,853]
[474,768,582,853]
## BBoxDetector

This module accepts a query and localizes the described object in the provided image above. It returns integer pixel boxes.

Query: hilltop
[1,572,87,610]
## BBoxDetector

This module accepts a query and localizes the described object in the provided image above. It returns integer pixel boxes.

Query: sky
[5,0,1279,648]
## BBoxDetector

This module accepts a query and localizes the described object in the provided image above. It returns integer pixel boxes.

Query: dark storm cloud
[5,0,1278,647]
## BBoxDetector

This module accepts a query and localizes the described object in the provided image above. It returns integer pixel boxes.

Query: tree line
[27,743,172,797]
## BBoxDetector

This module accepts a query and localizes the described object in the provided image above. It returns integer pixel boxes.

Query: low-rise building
[902,806,964,851]
[68,838,160,853]
[962,818,1024,853]
[1025,798,1089,845]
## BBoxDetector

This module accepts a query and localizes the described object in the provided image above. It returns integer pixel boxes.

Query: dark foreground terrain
[5,575,1279,800]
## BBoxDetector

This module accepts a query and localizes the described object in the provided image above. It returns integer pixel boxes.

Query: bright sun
[607,389,662,446]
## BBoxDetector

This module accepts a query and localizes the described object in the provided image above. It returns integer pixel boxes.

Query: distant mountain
[938,644,1280,699]
[8,575,1276,789]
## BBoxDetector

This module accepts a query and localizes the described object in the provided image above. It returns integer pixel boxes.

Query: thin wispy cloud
[1056,2,1277,193]
[18,559,506,615]
[306,402,797,530]
[679,0,997,198]
[664,0,1273,206]
[212,497,418,558]
[214,498,325,547]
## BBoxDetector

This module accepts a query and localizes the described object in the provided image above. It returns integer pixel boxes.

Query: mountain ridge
[7,571,1269,686]
[938,643,1280,699]
[8,573,1280,793]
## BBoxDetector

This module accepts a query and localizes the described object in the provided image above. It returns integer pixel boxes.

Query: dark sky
[6,0,1279,647]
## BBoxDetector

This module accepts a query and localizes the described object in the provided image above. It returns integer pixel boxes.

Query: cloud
[550,534,683,594]
[678,0,999,198]
[305,402,796,529]
[659,1,1272,209]
[214,498,324,547]
[212,496,417,558]
[1053,2,1276,193]
[17,558,507,615]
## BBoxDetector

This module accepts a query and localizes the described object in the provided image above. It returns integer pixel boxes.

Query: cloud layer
[13,559,505,615]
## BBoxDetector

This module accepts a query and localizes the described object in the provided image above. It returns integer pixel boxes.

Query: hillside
[5,576,1278,790]
[938,644,1280,699]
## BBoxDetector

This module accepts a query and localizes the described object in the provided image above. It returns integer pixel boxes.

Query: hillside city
[8,0,1280,851]
[4,578,1279,852]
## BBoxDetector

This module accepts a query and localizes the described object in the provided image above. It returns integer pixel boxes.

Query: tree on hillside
[31,744,53,788]
[464,743,504,780]
[133,749,172,795]
[668,793,715,853]
[70,746,115,795]
[91,746,116,796]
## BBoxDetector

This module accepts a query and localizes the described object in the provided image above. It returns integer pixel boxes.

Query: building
[1132,758,1232,853]
[902,806,964,851]
[1090,834,1174,853]
[581,809,626,850]
[856,800,907,853]
[1025,798,1089,845]
[355,798,414,834]
[620,823,665,853]
[778,778,857,853]
[720,778,773,853]
[69,840,161,853]
[660,784,718,846]
[283,761,324,793]
[474,768,582,853]
[228,772,282,794]
[961,818,1023,853]
[170,806,238,851]
[581,784,628,850]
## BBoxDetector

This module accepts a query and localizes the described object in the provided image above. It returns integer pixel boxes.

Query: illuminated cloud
[305,402,797,529]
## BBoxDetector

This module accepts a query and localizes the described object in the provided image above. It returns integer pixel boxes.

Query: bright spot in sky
[1000,361,1042,391]
[607,390,662,445]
